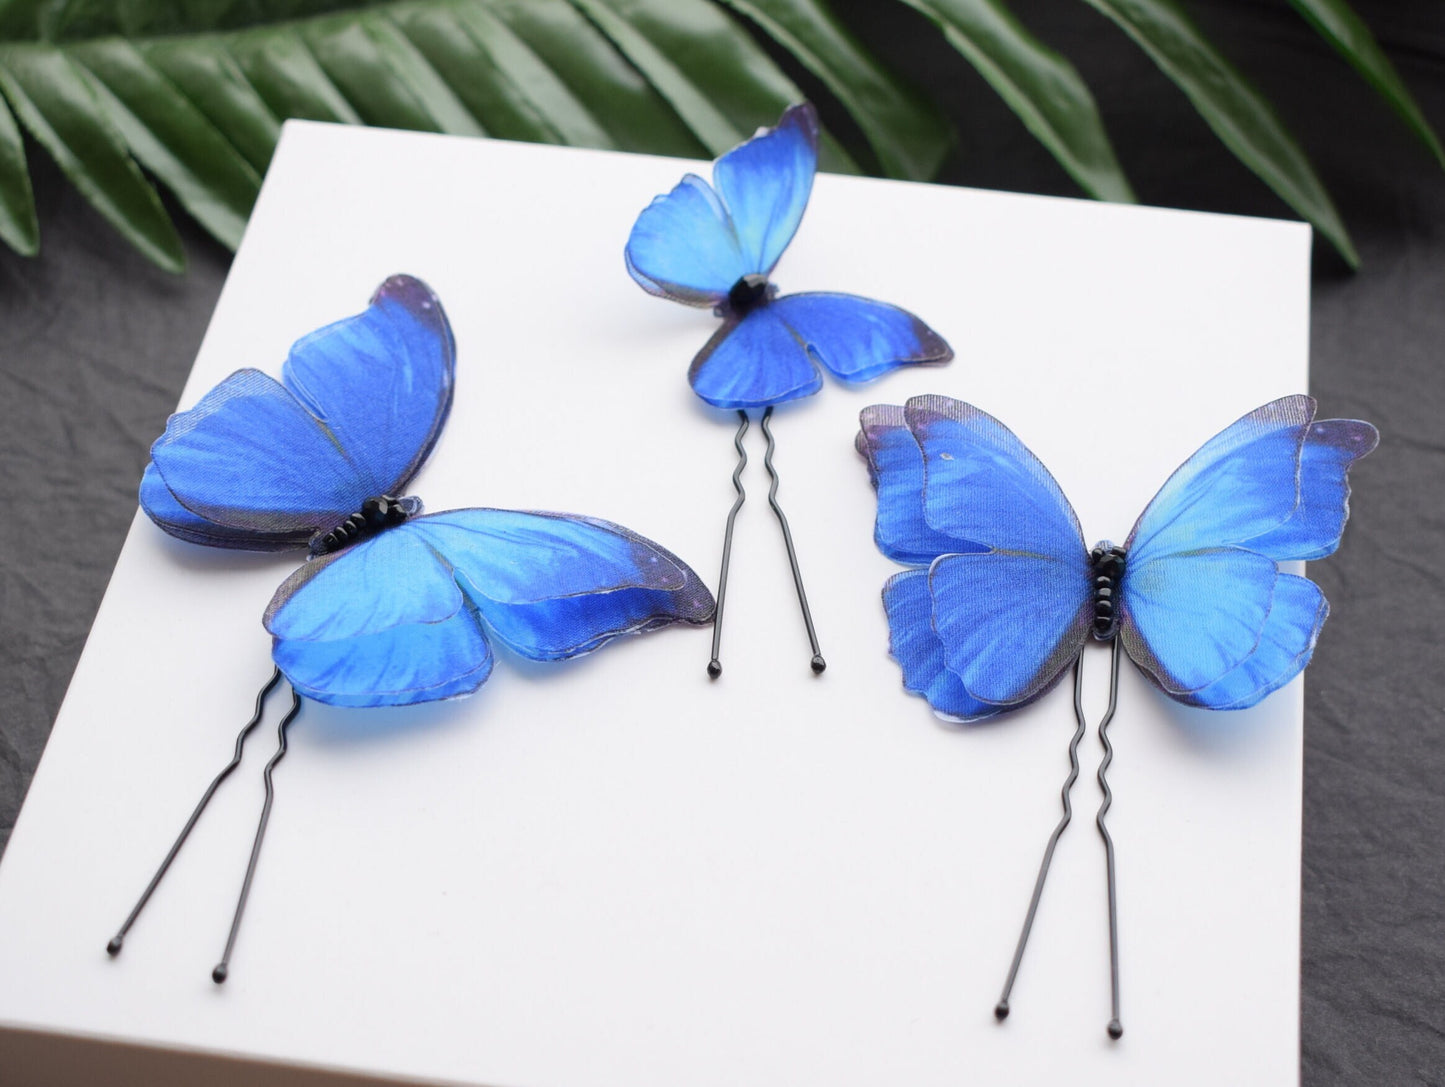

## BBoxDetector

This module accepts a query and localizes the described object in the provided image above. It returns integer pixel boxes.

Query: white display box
[0,120,1312,1086]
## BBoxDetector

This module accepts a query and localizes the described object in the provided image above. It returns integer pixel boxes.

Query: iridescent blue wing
[1119,397,1376,704]
[865,396,1090,715]
[143,275,453,550]
[768,292,951,384]
[265,509,714,707]
[625,174,749,307]
[687,307,822,409]
[1247,419,1378,561]
[624,103,817,306]
[412,510,714,660]
[856,403,983,566]
[713,102,817,276]
[882,570,998,722]
[280,274,454,500]
[689,293,952,410]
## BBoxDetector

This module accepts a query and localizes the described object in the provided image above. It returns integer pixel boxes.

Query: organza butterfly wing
[1117,396,1378,709]
[265,509,716,707]
[625,103,817,306]
[860,396,1093,720]
[141,275,454,550]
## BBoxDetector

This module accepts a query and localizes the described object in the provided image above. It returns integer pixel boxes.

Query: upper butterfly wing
[143,275,454,550]
[281,274,454,500]
[871,396,1091,714]
[713,102,818,278]
[624,103,818,306]
[1119,396,1376,702]
[266,509,714,706]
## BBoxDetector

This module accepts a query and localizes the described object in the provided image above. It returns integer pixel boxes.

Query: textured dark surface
[2,1,1442,1082]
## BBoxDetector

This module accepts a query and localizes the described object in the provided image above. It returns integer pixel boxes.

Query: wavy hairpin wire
[1096,638,1124,1040]
[708,411,750,679]
[213,685,302,984]
[760,407,826,675]
[995,652,1087,1022]
[995,639,1125,1040]
[107,667,283,957]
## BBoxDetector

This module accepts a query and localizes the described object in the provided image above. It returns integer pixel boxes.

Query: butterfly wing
[143,275,453,550]
[687,307,822,408]
[712,102,817,277]
[767,293,951,385]
[1118,396,1377,706]
[624,103,818,306]
[266,509,715,707]
[863,396,1091,719]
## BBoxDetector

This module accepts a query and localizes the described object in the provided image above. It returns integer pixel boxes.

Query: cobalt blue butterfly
[141,275,714,707]
[857,394,1377,719]
[859,393,1376,1037]
[625,102,953,410]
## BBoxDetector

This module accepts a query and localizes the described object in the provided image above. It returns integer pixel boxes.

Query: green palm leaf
[0,0,1435,268]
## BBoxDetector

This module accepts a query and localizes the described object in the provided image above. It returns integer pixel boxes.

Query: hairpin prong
[213,686,302,984]
[107,667,283,957]
[760,407,825,675]
[995,652,1087,1021]
[708,411,750,679]
[1097,638,1124,1040]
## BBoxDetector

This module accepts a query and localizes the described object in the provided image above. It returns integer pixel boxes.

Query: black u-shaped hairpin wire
[107,667,283,957]
[108,667,304,984]
[213,685,302,984]
[708,407,826,679]
[994,638,1124,1040]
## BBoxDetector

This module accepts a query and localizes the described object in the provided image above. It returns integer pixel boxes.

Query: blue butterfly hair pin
[626,103,952,678]
[857,393,1377,1039]
[110,276,714,981]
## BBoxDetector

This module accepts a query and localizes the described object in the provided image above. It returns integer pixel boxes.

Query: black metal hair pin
[108,669,302,985]
[994,638,1125,1039]
[708,407,826,680]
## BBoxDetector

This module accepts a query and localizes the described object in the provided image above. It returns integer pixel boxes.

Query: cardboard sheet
[0,121,1311,1086]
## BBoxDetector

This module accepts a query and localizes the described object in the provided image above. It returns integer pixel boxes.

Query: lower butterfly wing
[769,293,951,385]
[928,550,1091,708]
[857,404,986,565]
[281,275,455,498]
[882,569,1003,721]
[1173,575,1328,710]
[265,527,492,707]
[146,369,366,540]
[409,509,715,660]
[688,307,822,409]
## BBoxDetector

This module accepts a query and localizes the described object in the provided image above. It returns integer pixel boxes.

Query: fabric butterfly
[141,274,714,707]
[624,103,950,677]
[115,276,712,981]
[856,393,1377,1037]
[625,102,952,410]
[858,394,1376,717]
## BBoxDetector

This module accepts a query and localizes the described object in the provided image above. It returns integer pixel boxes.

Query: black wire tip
[106,936,123,956]
[1107,1019,1123,1040]
[707,659,722,679]
[810,655,826,675]
[212,963,229,984]
[994,1000,1010,1021]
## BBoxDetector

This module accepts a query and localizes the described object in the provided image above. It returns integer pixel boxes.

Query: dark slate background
[1,1,1441,1081]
